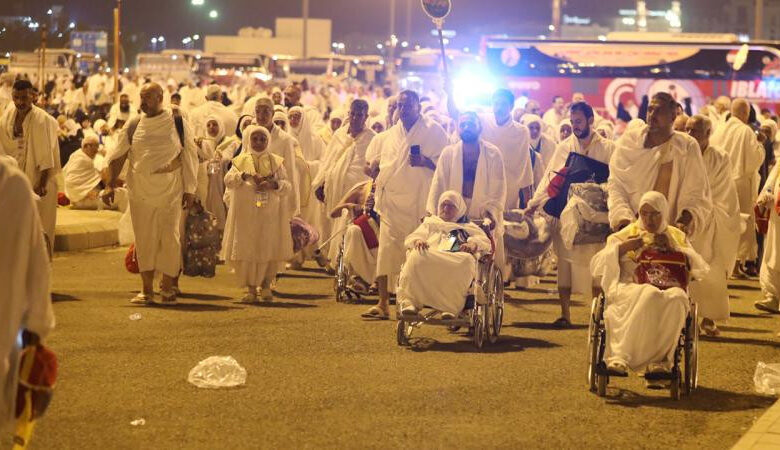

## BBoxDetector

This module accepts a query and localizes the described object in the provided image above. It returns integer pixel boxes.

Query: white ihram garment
[63,149,101,203]
[759,165,780,299]
[711,117,765,262]
[689,145,741,321]
[398,216,491,314]
[0,105,60,254]
[529,133,614,293]
[479,114,533,210]
[0,160,55,431]
[107,110,198,276]
[374,116,448,279]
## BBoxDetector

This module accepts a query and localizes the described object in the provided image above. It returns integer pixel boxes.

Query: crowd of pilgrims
[4,68,780,401]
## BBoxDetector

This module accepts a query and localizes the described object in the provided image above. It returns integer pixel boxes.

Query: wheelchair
[587,291,699,400]
[396,220,504,350]
[334,233,372,303]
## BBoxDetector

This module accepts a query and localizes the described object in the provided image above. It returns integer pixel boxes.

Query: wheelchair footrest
[644,371,676,381]
[595,363,628,377]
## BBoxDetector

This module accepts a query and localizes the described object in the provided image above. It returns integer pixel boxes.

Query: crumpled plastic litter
[187,356,247,389]
[130,418,146,426]
[754,362,780,395]
[129,313,142,321]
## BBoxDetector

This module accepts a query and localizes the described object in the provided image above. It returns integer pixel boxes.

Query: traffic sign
[421,0,452,20]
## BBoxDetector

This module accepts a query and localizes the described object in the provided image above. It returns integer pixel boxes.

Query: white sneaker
[130,293,154,305]
[239,293,259,304]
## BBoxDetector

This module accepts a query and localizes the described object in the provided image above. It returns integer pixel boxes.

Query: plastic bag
[754,362,780,395]
[187,356,247,389]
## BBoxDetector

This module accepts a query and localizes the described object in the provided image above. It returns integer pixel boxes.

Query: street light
[191,0,204,5]
[209,10,218,19]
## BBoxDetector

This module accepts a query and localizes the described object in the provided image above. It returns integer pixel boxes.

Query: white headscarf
[520,113,543,146]
[93,119,107,136]
[558,119,572,141]
[205,114,225,145]
[438,190,468,221]
[242,125,271,155]
[273,111,289,132]
[638,191,669,232]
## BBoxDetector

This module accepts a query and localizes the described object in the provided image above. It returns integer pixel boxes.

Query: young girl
[221,125,295,302]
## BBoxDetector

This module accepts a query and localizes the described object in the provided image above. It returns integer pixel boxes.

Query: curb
[733,397,780,449]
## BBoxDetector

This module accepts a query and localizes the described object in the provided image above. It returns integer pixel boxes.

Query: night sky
[0,0,691,41]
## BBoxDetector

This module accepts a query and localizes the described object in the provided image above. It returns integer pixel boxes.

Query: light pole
[302,0,309,58]
[113,0,121,102]
[755,0,764,40]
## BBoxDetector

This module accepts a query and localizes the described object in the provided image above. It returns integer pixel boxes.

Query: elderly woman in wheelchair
[589,191,708,396]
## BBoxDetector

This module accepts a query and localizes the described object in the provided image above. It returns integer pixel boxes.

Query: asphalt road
[13,247,780,449]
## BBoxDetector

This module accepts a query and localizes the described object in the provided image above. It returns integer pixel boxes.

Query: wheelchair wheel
[396,320,411,346]
[596,370,608,397]
[473,305,486,349]
[587,297,600,392]
[670,370,681,400]
[684,303,699,395]
[490,267,504,342]
[334,240,348,303]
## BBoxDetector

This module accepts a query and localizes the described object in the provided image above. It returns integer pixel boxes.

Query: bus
[8,49,103,78]
[135,52,195,83]
[276,54,387,85]
[480,34,780,119]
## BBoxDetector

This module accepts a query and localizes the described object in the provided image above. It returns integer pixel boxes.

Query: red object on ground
[125,244,140,274]
[634,248,689,291]
[57,192,70,206]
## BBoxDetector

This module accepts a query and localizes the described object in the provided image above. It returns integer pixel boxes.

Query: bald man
[711,98,766,276]
[102,82,199,305]
[686,115,741,335]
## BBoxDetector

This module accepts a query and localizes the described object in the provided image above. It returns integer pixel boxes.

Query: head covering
[638,191,669,232]
[438,190,468,221]
[520,113,544,145]
[242,125,272,155]
[235,114,254,139]
[93,119,107,135]
[329,108,346,122]
[206,84,222,100]
[205,114,225,144]
[273,111,289,131]
[368,116,385,133]
[255,97,274,110]
[288,106,305,131]
[761,119,778,142]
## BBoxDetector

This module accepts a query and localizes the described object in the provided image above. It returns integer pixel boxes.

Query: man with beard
[425,112,507,317]
[0,80,60,255]
[526,102,615,328]
[362,90,448,319]
[101,82,199,305]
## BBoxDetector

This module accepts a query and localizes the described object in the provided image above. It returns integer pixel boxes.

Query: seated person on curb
[63,133,123,210]
[398,190,492,320]
[590,191,708,388]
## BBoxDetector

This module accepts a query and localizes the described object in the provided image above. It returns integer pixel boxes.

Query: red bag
[756,204,770,235]
[125,244,139,274]
[15,344,58,420]
[634,248,689,291]
[546,167,568,199]
[353,214,380,249]
[57,192,70,206]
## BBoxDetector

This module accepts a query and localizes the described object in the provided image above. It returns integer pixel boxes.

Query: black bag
[543,152,609,218]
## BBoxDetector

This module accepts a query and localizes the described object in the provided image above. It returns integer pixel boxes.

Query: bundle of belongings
[504,210,553,277]
[291,217,320,253]
[543,152,609,218]
[559,182,611,249]
[182,202,221,277]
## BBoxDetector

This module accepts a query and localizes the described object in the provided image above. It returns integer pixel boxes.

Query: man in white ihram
[363,90,448,320]
[710,98,765,277]
[0,80,60,256]
[685,115,741,336]
[102,82,199,305]
[608,92,712,253]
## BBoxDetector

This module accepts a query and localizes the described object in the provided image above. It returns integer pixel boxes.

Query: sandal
[159,289,177,305]
[700,321,721,337]
[361,306,389,320]
[552,317,572,329]
[130,293,154,305]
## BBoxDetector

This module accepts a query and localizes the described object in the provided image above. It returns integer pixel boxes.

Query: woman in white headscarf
[520,113,554,180]
[197,114,228,228]
[395,190,493,319]
[590,191,708,381]
[558,119,573,143]
[221,125,294,303]
[318,108,346,145]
